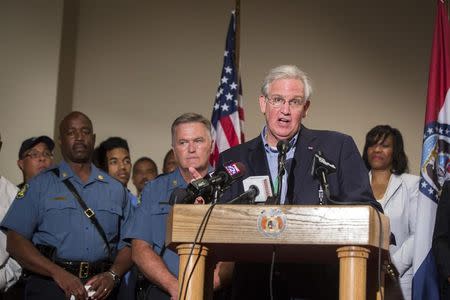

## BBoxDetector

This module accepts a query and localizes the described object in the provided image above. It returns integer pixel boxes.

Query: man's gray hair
[261,65,313,101]
[171,113,212,144]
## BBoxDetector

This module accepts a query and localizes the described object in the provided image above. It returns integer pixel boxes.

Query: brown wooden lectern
[166,204,390,300]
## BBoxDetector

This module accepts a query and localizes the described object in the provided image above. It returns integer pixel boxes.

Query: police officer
[17,135,55,189]
[125,113,220,300]
[95,136,139,300]
[1,111,133,300]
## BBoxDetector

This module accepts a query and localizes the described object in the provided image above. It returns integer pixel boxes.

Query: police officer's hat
[18,136,55,159]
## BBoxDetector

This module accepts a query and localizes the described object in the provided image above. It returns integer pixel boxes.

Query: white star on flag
[221,76,228,84]
[221,103,229,111]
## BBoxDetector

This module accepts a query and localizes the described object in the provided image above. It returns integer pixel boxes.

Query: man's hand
[188,167,203,181]
[52,268,87,300]
[86,272,116,300]
[213,262,234,291]
[189,167,207,204]
[168,279,179,300]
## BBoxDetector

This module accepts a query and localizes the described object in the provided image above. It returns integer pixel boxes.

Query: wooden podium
[166,204,390,300]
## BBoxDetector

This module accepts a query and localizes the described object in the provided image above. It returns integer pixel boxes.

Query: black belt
[35,244,111,279]
[55,260,112,279]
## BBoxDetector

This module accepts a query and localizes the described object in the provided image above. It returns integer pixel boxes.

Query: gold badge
[16,184,29,199]
[98,175,104,180]
[62,172,68,178]
[172,180,178,187]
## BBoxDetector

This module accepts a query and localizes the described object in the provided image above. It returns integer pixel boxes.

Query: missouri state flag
[412,1,450,299]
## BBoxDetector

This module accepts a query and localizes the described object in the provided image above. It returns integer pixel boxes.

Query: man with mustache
[1,111,133,300]
[218,65,382,299]
[132,157,158,198]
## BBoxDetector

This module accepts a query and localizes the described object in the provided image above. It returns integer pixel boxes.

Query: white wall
[0,1,434,190]
[73,0,432,190]
[0,1,63,185]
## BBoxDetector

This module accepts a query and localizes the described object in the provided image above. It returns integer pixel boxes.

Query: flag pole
[235,0,241,80]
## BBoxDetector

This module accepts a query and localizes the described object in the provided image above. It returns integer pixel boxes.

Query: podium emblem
[257,208,287,237]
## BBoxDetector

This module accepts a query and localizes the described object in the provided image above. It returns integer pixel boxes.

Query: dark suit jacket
[219,126,381,210]
[218,126,382,299]
[433,180,450,299]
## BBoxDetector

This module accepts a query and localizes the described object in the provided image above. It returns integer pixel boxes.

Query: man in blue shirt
[95,136,139,300]
[132,157,158,198]
[1,111,133,300]
[125,113,215,300]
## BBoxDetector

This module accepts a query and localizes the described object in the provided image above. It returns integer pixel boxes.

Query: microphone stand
[316,167,331,205]
[211,186,221,204]
[276,152,287,205]
[316,167,341,206]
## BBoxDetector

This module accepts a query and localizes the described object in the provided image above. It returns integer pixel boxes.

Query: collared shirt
[128,190,139,208]
[124,168,186,276]
[0,177,21,291]
[261,126,299,204]
[1,161,132,262]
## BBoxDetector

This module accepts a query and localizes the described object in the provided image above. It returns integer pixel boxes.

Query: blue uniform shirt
[1,161,132,262]
[124,168,186,277]
[128,190,139,208]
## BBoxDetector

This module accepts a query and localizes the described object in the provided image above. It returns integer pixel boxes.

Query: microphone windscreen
[276,140,290,154]
[223,161,246,180]
[168,187,191,205]
[249,185,260,198]
[243,176,272,203]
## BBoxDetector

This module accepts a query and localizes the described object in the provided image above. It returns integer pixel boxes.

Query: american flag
[412,0,450,298]
[210,11,244,166]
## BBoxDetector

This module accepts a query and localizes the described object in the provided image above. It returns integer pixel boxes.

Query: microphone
[242,176,273,203]
[168,187,196,205]
[311,151,336,205]
[277,139,291,155]
[208,161,246,188]
[228,185,260,204]
[275,140,290,205]
[169,161,246,205]
[311,151,337,177]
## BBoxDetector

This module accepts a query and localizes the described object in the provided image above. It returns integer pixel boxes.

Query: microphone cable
[179,202,218,300]
[269,246,276,300]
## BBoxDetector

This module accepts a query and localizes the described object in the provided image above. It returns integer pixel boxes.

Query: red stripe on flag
[425,0,450,123]
[220,116,239,147]
[210,146,219,166]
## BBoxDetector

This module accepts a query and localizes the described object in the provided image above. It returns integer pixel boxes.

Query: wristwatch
[107,269,121,286]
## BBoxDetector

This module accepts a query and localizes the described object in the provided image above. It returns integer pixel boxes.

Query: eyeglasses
[265,96,307,108]
[24,151,53,160]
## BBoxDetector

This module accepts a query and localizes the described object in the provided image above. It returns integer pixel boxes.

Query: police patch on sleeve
[16,183,29,199]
